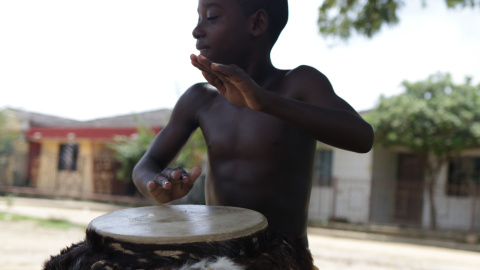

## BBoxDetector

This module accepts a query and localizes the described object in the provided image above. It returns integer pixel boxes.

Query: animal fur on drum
[43,228,314,270]
[177,257,245,270]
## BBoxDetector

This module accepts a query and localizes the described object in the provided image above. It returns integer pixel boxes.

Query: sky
[1,0,479,121]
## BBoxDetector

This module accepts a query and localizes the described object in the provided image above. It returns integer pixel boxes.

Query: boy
[133,0,373,248]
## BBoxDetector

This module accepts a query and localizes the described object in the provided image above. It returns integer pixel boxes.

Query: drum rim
[87,205,268,245]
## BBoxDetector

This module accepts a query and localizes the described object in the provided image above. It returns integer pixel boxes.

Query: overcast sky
[1,1,479,121]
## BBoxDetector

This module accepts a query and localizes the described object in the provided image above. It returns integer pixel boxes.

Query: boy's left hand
[190,54,265,110]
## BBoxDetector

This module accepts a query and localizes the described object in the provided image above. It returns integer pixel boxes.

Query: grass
[0,212,86,230]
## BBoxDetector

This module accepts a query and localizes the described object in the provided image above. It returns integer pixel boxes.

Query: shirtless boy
[133,0,374,247]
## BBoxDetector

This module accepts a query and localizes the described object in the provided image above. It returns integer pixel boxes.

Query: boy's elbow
[132,162,143,186]
[357,125,374,153]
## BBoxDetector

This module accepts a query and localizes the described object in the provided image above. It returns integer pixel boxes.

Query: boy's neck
[243,54,281,89]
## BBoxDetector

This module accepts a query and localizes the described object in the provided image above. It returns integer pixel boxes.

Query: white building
[308,144,480,232]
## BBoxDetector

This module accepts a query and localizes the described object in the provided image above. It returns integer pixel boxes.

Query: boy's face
[193,0,252,65]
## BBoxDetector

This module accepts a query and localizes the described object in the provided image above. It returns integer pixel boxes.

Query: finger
[191,54,216,74]
[181,166,202,184]
[161,168,182,180]
[191,56,208,72]
[194,62,220,82]
[147,180,158,192]
[191,55,232,82]
[197,55,229,78]
[188,167,202,182]
[160,178,172,189]
[211,63,245,83]
[197,54,213,67]
[202,71,224,90]
[149,176,171,192]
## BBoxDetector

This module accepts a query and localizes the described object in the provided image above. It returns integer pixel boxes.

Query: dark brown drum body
[43,205,313,270]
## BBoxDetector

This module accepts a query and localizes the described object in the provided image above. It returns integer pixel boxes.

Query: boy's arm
[261,65,374,153]
[191,55,374,153]
[132,85,204,203]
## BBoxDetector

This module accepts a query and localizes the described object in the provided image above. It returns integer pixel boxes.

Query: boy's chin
[198,51,231,65]
[199,52,219,62]
[206,55,237,66]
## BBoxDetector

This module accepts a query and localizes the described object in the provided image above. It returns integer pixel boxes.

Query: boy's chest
[198,100,296,158]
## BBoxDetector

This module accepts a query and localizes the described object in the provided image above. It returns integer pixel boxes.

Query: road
[308,230,480,270]
[1,197,479,270]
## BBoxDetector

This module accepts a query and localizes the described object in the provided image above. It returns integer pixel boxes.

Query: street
[308,230,480,270]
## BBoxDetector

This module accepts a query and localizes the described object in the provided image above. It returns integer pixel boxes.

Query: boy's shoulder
[283,65,334,94]
[172,82,218,116]
[187,82,217,93]
[287,65,330,83]
[181,82,218,102]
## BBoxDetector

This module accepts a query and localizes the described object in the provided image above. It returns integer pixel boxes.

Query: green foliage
[108,117,207,183]
[318,0,479,40]
[368,73,480,157]
[0,111,14,157]
[171,128,207,171]
[0,212,84,230]
[367,73,480,229]
[108,120,156,182]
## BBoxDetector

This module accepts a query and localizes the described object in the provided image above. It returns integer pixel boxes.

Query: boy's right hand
[147,167,202,204]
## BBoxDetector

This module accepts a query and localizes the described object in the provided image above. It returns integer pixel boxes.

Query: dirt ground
[1,197,480,270]
[0,219,85,270]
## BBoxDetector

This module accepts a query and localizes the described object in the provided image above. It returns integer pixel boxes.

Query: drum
[43,205,313,270]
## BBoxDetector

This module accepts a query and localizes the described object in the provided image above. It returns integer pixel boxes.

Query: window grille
[447,157,480,197]
[58,144,79,171]
[314,149,333,186]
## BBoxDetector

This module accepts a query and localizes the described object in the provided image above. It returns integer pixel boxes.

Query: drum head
[87,205,268,245]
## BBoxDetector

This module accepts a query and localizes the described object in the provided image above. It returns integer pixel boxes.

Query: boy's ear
[250,9,269,37]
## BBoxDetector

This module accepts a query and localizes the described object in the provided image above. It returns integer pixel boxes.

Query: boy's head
[236,0,289,45]
[194,0,289,65]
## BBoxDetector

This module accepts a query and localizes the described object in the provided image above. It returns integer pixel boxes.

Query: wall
[308,146,373,224]
[308,187,335,223]
[422,149,480,231]
[35,139,94,195]
[369,146,397,223]
[331,149,373,223]
[36,140,59,190]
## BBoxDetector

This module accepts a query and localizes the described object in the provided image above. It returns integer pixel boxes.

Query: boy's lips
[196,47,210,53]
[197,48,211,56]
[196,42,210,53]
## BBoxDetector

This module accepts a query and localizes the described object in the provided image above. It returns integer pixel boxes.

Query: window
[58,144,79,171]
[313,149,333,186]
[447,157,480,197]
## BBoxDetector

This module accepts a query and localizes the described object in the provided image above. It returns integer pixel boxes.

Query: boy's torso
[191,69,316,242]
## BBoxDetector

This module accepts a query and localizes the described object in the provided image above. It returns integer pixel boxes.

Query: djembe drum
[43,205,313,270]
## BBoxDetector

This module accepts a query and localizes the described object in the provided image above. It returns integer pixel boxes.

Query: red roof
[26,126,162,141]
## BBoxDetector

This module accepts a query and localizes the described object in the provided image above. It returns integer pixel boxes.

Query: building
[308,143,480,233]
[0,107,169,199]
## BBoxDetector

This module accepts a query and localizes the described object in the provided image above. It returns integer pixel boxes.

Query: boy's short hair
[237,0,289,45]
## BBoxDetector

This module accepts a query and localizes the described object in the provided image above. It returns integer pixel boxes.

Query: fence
[308,177,480,233]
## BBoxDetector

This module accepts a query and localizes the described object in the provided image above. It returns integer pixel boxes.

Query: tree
[108,120,156,184]
[108,118,207,196]
[367,73,480,229]
[318,0,479,40]
[170,128,207,171]
[0,110,16,183]
[0,111,14,157]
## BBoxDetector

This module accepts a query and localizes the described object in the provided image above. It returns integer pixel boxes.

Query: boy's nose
[192,23,205,39]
